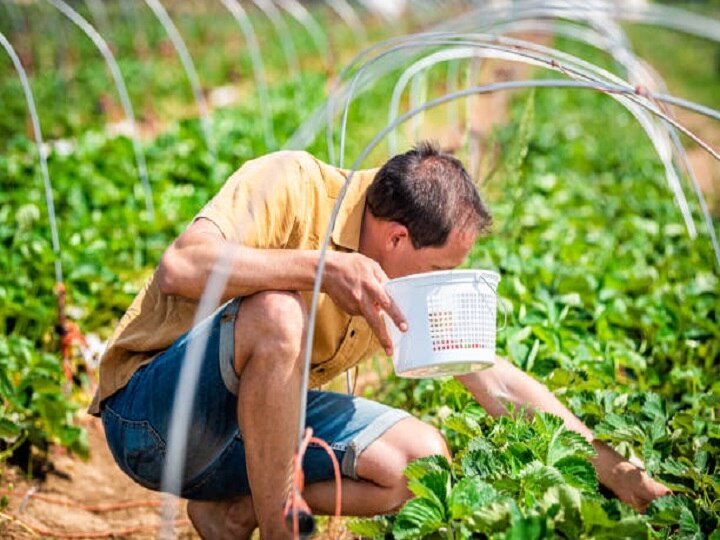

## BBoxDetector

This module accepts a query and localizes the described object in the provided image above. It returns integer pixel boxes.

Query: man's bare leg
[187,496,256,540]
[186,290,305,539]
[189,415,450,538]
[229,291,308,539]
[303,416,451,515]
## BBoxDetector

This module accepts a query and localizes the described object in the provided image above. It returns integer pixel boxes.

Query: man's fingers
[368,284,407,333]
[362,299,393,355]
[381,297,408,333]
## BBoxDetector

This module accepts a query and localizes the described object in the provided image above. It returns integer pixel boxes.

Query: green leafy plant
[359,35,719,538]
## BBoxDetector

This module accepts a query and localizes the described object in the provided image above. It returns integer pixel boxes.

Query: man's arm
[156,218,406,355]
[157,218,322,299]
[457,357,671,512]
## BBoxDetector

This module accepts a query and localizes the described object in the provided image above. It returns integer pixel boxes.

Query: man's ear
[386,222,409,250]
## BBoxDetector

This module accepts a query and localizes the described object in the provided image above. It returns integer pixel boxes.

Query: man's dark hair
[367,141,492,249]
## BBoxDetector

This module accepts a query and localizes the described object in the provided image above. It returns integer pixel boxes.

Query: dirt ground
[0,414,197,539]
[678,112,720,213]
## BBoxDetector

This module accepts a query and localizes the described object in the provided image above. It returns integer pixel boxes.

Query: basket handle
[474,272,508,331]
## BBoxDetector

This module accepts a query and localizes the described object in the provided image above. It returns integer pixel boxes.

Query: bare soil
[675,111,720,213]
[0,414,197,539]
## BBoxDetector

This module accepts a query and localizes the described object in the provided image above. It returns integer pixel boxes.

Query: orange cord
[309,435,343,537]
[12,491,161,512]
[284,427,343,539]
[55,282,93,388]
[0,511,190,539]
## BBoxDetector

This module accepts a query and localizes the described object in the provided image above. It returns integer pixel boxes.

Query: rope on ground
[0,488,166,514]
[0,511,191,539]
[20,491,162,512]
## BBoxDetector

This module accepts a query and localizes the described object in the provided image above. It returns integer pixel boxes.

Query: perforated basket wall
[426,289,497,352]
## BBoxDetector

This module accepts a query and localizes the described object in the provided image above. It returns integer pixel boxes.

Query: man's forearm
[157,221,325,300]
[160,242,322,300]
[456,357,633,489]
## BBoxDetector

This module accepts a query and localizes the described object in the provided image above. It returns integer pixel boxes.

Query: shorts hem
[219,298,242,395]
[341,408,411,480]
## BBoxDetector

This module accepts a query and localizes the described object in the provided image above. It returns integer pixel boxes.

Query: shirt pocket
[312,316,370,382]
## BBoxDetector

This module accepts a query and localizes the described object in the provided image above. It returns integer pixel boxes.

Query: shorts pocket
[102,407,166,491]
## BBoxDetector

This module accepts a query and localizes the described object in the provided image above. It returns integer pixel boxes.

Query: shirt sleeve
[195,151,307,248]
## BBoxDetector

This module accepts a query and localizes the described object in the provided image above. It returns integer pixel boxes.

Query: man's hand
[323,251,407,355]
[605,461,672,513]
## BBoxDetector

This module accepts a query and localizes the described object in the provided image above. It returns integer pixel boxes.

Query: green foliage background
[1,3,719,538]
[357,76,720,538]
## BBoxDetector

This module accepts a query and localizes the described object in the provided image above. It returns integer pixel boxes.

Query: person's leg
[187,363,449,538]
[304,416,450,515]
[188,415,451,538]
[193,287,451,537]
[102,288,449,538]
[231,290,308,539]
[228,291,451,535]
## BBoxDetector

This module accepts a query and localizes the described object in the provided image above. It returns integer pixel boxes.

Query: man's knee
[234,291,307,373]
[393,421,450,509]
[357,417,451,512]
[370,416,450,465]
[407,421,451,462]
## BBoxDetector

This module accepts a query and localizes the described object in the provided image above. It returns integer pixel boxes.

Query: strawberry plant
[357,38,719,538]
[0,10,718,537]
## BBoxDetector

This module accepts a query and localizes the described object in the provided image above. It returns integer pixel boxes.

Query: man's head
[360,141,492,278]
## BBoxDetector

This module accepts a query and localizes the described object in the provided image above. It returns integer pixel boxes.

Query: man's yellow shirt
[90,150,380,415]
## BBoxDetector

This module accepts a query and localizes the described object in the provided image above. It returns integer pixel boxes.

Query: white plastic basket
[385,269,502,378]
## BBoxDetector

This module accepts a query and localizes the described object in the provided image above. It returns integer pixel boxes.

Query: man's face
[382,227,477,279]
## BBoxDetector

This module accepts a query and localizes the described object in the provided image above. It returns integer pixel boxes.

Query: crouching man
[90,142,669,539]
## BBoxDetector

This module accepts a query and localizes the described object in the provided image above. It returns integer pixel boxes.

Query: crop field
[0,1,719,539]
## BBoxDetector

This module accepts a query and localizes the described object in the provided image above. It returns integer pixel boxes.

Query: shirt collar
[331,168,377,252]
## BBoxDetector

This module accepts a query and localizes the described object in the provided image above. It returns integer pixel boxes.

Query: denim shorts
[101,298,410,501]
